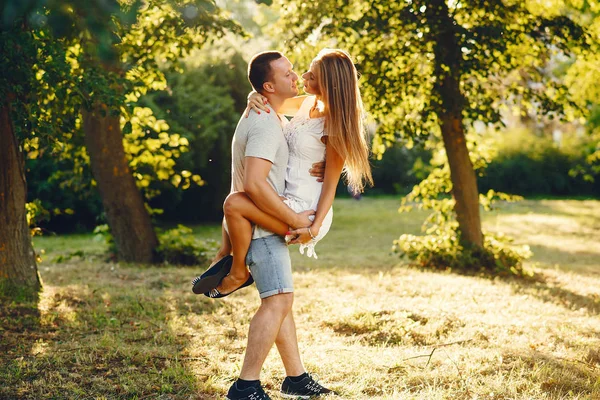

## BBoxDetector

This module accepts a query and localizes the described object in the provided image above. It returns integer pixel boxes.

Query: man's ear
[263,81,275,93]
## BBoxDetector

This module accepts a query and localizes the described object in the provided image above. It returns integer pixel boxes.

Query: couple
[192,49,372,399]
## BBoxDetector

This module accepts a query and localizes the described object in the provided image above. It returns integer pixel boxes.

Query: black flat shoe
[206,275,254,298]
[191,255,233,294]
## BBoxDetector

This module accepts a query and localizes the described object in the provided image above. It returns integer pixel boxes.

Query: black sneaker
[226,381,271,400]
[280,374,333,398]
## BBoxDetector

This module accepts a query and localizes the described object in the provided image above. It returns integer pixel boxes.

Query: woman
[194,48,372,297]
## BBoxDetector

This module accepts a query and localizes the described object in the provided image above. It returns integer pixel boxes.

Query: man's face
[266,56,299,98]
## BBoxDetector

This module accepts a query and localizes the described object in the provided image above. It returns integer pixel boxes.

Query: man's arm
[244,156,312,229]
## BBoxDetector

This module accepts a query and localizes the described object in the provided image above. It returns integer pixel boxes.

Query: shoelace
[247,386,269,400]
[304,374,327,394]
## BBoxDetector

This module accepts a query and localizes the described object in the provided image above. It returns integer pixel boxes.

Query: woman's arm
[278,95,309,116]
[245,92,310,117]
[289,141,345,244]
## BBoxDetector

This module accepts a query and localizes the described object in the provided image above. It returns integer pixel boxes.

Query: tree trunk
[428,0,484,248]
[440,115,483,247]
[82,105,159,263]
[0,101,41,297]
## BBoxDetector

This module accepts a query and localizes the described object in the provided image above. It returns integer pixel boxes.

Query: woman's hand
[287,227,313,245]
[287,225,320,245]
[245,91,270,117]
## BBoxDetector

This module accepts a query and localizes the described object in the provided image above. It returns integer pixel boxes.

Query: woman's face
[301,62,321,96]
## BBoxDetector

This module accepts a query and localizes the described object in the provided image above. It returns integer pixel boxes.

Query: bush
[26,149,103,233]
[368,143,432,195]
[478,128,600,197]
[93,224,217,266]
[155,225,218,266]
[393,229,533,277]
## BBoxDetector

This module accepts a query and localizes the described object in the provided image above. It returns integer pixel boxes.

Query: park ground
[1,197,599,399]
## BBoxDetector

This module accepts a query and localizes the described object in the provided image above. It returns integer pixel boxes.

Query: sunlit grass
[2,197,599,398]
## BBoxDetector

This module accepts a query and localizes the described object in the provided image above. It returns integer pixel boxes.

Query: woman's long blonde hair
[313,49,373,193]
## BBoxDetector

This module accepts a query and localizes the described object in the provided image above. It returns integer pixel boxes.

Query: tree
[277,0,589,252]
[0,95,40,297]
[0,0,242,298]
[0,0,126,298]
[73,1,241,262]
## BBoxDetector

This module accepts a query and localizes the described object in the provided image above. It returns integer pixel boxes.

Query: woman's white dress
[283,96,333,259]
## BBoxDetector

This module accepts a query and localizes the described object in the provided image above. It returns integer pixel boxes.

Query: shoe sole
[227,393,270,400]
[207,274,254,298]
[280,393,312,399]
[191,257,232,294]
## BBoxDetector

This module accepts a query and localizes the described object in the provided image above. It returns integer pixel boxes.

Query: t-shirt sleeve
[245,118,281,163]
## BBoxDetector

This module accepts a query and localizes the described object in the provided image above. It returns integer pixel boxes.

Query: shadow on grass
[394,348,600,398]
[0,263,225,399]
[0,295,42,398]
[501,350,600,398]
[492,199,600,221]
[507,273,600,316]
[402,258,600,317]
[528,243,600,275]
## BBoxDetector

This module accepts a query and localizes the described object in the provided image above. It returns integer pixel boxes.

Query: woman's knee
[223,192,248,217]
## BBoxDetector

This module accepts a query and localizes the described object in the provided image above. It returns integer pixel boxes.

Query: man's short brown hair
[248,51,284,94]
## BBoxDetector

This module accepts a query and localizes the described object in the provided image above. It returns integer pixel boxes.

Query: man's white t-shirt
[230,105,289,239]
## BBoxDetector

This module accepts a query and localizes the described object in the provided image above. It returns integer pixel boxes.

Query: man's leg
[239,292,294,380]
[275,310,305,377]
[227,235,298,398]
[238,235,295,380]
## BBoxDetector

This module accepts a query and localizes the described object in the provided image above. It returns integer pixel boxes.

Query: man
[224,51,333,399]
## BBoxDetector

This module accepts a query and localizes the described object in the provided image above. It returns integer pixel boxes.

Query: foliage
[26,51,250,229]
[394,132,531,275]
[155,225,218,266]
[275,0,594,270]
[26,144,103,232]
[0,0,138,143]
[393,229,533,277]
[92,223,217,266]
[276,0,590,151]
[479,127,600,196]
[74,0,243,203]
[368,142,432,195]
[12,1,245,230]
[141,52,250,221]
[25,200,50,234]
[564,9,600,183]
[25,200,49,263]
[93,224,117,260]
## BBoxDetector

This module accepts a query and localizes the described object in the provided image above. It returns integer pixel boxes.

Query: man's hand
[309,161,326,182]
[292,209,315,229]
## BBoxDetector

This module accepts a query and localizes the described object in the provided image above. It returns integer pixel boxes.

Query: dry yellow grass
[1,198,599,399]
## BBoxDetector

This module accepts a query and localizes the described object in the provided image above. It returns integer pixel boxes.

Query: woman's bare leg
[218,192,289,294]
[210,219,232,266]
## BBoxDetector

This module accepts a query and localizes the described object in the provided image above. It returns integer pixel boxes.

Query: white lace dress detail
[283,96,333,259]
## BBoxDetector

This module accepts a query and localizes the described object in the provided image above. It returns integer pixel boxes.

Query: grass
[1,197,599,399]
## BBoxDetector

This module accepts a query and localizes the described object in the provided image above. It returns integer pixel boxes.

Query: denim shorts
[246,234,293,299]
